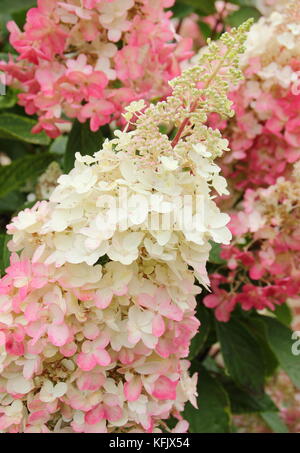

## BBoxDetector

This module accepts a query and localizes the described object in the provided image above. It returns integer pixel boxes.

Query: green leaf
[183,364,231,433]
[169,2,194,18]
[261,412,289,434]
[0,53,9,62]
[64,120,106,173]
[0,114,50,145]
[0,0,35,14]
[202,356,221,374]
[0,190,26,213]
[0,153,55,198]
[226,6,261,27]
[227,0,256,6]
[0,233,10,276]
[11,8,31,29]
[0,17,10,43]
[50,135,68,156]
[0,88,18,110]
[209,241,225,264]
[261,316,300,389]
[199,21,212,40]
[216,317,265,395]
[0,139,29,160]
[273,303,293,327]
[189,304,211,360]
[177,0,216,15]
[245,317,279,378]
[222,380,277,414]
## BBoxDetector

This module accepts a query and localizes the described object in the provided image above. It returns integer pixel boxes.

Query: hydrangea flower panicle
[0,21,252,432]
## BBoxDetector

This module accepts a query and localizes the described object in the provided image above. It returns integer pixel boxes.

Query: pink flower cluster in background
[0,0,193,137]
[205,163,300,321]
[220,74,300,190]
[213,4,300,192]
[204,4,300,322]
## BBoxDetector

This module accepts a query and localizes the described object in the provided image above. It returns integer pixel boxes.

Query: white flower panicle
[8,21,251,286]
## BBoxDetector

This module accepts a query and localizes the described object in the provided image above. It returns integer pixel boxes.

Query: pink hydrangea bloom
[213,6,300,191]
[202,4,300,323]
[0,253,199,432]
[0,0,193,137]
[208,162,300,322]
